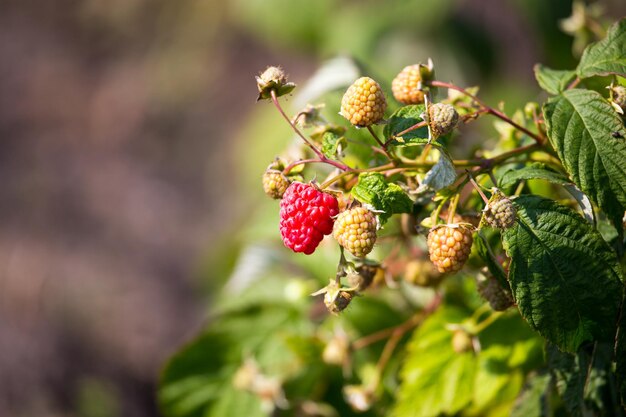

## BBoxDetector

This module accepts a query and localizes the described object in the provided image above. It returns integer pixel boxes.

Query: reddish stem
[430,81,545,144]
[270,90,351,172]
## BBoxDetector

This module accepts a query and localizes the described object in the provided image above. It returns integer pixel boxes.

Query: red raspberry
[279,182,339,254]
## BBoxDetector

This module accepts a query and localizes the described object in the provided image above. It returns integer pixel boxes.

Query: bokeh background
[0,0,624,416]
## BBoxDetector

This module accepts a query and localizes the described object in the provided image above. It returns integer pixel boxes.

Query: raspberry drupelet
[279,182,339,254]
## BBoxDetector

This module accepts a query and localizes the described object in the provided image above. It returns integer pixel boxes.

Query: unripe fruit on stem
[340,77,387,127]
[279,182,339,254]
[482,191,517,229]
[262,169,290,199]
[476,273,514,311]
[428,103,459,138]
[333,206,378,258]
[392,64,428,104]
[403,259,443,287]
[427,223,474,273]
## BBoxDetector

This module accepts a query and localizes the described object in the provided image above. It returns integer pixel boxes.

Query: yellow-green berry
[340,77,387,127]
[428,103,459,138]
[427,223,474,273]
[403,259,443,287]
[333,207,377,258]
[392,65,426,104]
[262,169,290,199]
[483,191,517,229]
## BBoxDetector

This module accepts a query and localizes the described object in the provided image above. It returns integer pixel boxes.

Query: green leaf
[617,296,626,413]
[393,307,542,417]
[498,162,594,223]
[159,302,313,417]
[547,342,617,417]
[547,344,590,417]
[351,173,413,224]
[533,64,576,95]
[418,151,457,192]
[577,18,626,78]
[321,130,347,159]
[543,89,626,227]
[510,373,552,417]
[501,195,623,352]
[382,105,429,146]
[498,163,569,189]
[392,308,475,417]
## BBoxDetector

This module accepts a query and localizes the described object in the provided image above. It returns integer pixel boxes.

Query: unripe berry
[427,223,474,273]
[483,191,517,229]
[333,206,378,258]
[279,182,339,254]
[476,273,514,311]
[451,329,474,353]
[262,169,290,199]
[428,103,459,138]
[403,259,443,287]
[340,77,387,127]
[391,64,433,104]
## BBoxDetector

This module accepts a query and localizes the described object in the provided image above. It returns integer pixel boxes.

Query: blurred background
[0,0,624,416]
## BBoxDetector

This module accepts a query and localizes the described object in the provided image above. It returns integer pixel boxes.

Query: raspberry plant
[160,17,626,417]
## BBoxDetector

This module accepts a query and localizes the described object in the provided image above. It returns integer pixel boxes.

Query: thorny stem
[270,90,351,172]
[429,80,545,144]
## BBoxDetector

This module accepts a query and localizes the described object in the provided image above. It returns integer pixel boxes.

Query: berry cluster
[255,61,499,315]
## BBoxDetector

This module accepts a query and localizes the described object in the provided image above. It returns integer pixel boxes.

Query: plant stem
[468,172,490,205]
[447,194,460,224]
[270,90,351,172]
[429,81,545,144]
[367,126,395,162]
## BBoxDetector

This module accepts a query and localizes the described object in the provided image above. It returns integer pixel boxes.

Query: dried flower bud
[256,66,296,101]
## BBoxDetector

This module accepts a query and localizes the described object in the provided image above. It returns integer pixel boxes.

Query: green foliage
[509,373,552,417]
[543,88,626,227]
[351,173,413,224]
[534,64,576,95]
[498,163,569,189]
[383,105,429,146]
[393,307,543,417]
[577,18,626,78]
[501,195,623,352]
[160,13,626,417]
[321,130,347,159]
